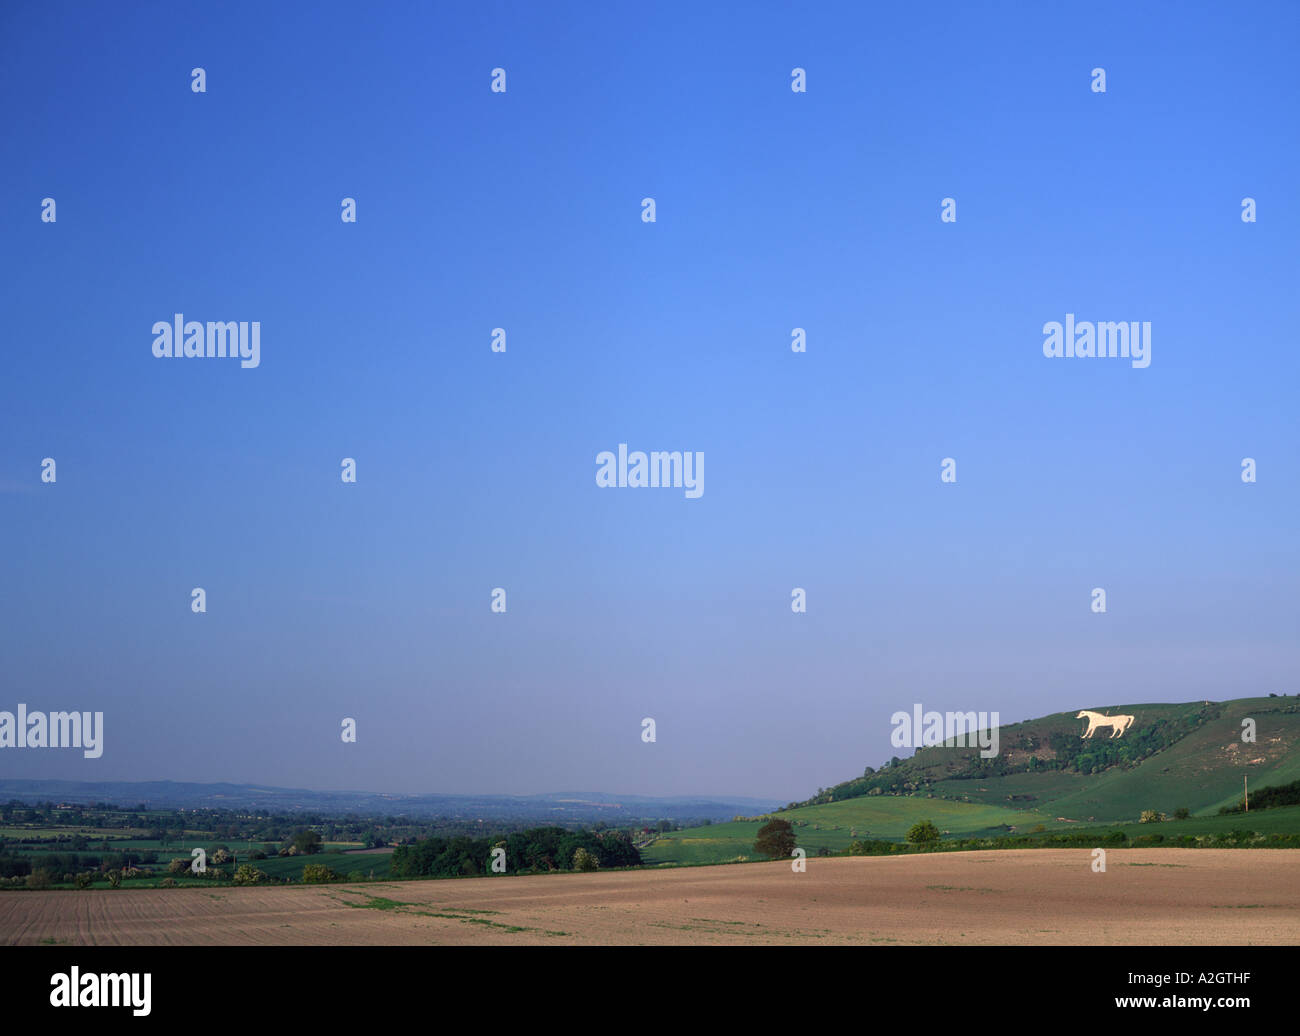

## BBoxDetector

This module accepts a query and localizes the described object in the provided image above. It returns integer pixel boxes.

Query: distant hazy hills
[0,779,780,824]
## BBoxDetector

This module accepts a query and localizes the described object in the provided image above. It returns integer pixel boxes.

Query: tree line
[390,825,641,878]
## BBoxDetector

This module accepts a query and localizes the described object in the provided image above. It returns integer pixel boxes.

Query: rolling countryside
[645,696,1300,866]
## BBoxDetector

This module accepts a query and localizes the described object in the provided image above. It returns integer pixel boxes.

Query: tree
[1174,807,1190,820]
[906,820,940,845]
[573,848,599,872]
[291,829,323,855]
[754,818,796,860]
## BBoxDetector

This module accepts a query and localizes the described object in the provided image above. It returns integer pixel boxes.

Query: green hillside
[646,695,1300,866]
[797,697,1300,818]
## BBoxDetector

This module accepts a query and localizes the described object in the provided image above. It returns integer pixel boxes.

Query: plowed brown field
[3,850,1298,945]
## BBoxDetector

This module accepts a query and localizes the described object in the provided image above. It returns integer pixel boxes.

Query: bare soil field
[3,849,1298,945]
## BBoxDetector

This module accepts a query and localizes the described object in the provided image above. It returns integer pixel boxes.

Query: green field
[1,831,390,888]
[3,848,393,889]
[254,850,392,881]
[1025,805,1300,843]
[643,797,1055,865]
[646,803,1300,866]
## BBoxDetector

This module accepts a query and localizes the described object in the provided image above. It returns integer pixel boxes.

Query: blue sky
[1,1,1296,800]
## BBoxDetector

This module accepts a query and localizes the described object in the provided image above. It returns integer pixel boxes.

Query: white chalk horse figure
[1077,709,1135,739]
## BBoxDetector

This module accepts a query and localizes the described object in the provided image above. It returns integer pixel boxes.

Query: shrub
[1174,807,1190,820]
[1139,810,1163,824]
[160,877,177,888]
[906,820,941,845]
[26,869,53,890]
[1220,779,1300,816]
[572,848,599,872]
[74,872,94,890]
[107,871,122,888]
[301,863,341,884]
[848,839,894,855]
[233,864,269,886]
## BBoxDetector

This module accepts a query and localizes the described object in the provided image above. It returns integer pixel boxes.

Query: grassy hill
[645,695,1300,866]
